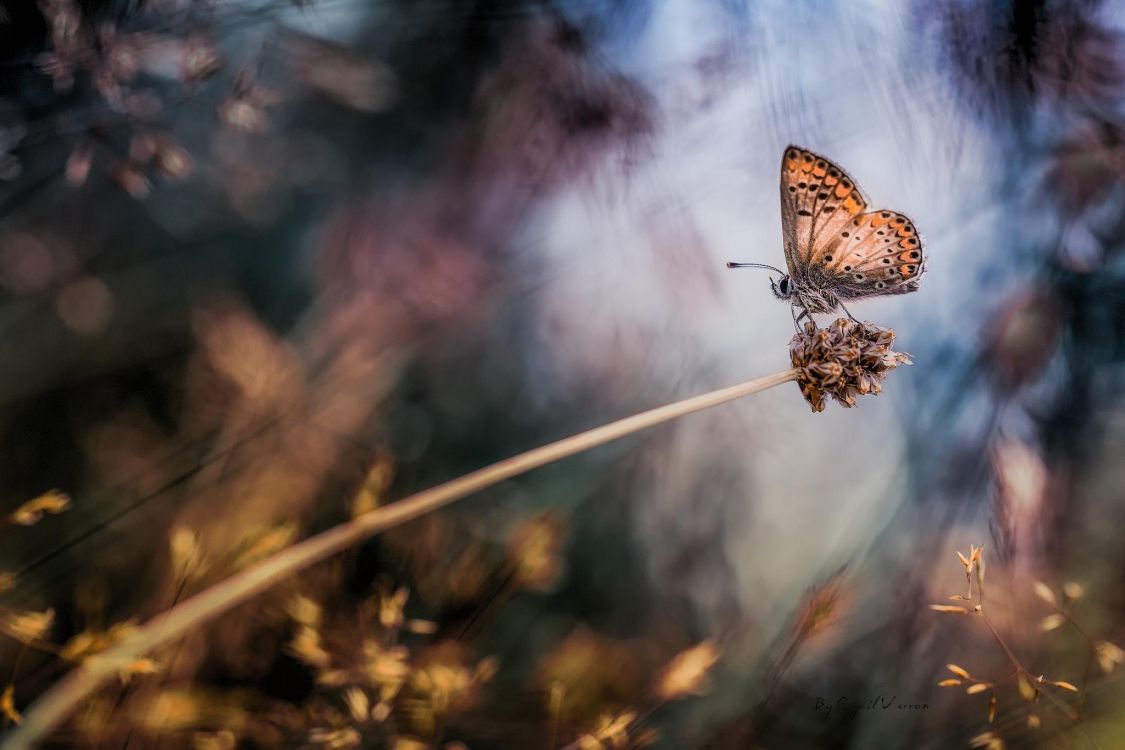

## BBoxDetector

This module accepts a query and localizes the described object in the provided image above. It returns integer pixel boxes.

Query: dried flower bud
[1063,582,1084,601]
[929,605,969,614]
[790,319,911,412]
[966,683,990,695]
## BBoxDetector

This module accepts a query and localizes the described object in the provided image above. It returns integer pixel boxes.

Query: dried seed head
[790,319,912,412]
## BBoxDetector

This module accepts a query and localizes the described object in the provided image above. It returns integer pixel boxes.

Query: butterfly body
[732,145,925,324]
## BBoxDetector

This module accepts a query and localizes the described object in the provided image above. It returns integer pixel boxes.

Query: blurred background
[0,0,1123,748]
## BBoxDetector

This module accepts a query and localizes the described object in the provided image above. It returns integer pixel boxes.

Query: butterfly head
[770,274,794,301]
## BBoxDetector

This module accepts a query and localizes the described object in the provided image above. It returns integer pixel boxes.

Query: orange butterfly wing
[824,209,925,298]
[780,145,924,301]
[779,145,869,275]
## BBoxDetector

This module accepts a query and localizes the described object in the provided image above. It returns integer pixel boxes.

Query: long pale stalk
[2,368,797,750]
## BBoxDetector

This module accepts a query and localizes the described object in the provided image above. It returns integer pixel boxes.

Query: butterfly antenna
[726,262,785,274]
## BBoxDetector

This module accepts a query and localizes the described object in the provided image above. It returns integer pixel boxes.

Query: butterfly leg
[838,302,860,324]
[791,305,812,332]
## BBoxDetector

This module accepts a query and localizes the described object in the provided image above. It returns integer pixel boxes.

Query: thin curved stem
[1,368,798,750]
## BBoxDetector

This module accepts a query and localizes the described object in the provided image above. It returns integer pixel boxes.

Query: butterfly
[728,145,925,328]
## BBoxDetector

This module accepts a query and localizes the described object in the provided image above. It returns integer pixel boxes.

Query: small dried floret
[790,319,911,412]
[508,513,566,591]
[947,664,972,679]
[1032,581,1057,606]
[1096,641,1125,673]
[654,641,720,700]
[1040,614,1065,632]
[1,608,55,644]
[378,586,409,630]
[10,490,71,525]
[1063,582,1085,601]
[1,684,21,725]
[969,731,1006,750]
[309,727,361,749]
[929,605,969,614]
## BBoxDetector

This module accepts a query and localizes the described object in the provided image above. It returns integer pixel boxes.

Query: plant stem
[1,368,798,750]
[978,611,1079,722]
